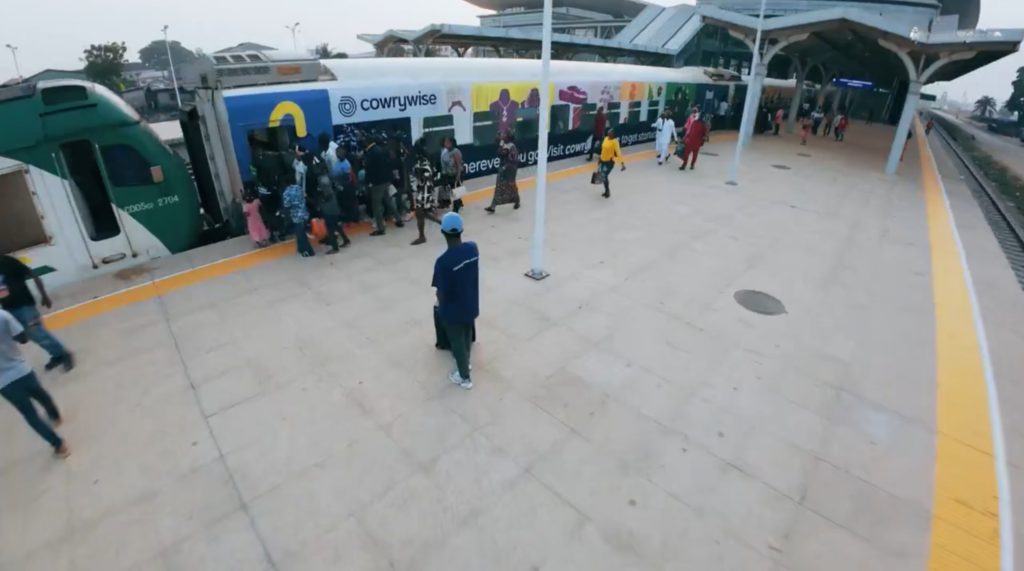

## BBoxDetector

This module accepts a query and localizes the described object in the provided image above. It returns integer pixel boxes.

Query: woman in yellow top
[597,128,626,199]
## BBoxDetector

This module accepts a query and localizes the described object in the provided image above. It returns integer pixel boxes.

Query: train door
[53,139,134,265]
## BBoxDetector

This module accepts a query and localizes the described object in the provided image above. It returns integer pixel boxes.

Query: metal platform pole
[885,80,921,175]
[527,0,553,281]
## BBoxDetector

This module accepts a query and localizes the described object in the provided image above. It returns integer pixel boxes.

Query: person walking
[432,212,479,390]
[679,114,709,170]
[410,138,443,246]
[364,136,405,236]
[597,128,625,199]
[1,309,69,458]
[282,181,314,257]
[811,108,824,135]
[314,159,350,254]
[774,108,784,135]
[485,131,521,213]
[835,114,848,141]
[823,111,833,137]
[925,118,935,135]
[439,136,465,213]
[652,111,677,166]
[0,255,73,372]
[800,115,812,145]
[587,107,606,161]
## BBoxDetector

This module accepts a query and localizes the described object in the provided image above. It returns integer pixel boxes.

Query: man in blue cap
[432,212,479,389]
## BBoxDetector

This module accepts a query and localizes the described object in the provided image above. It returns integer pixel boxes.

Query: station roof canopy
[696,5,1023,87]
[463,0,650,18]
[358,23,676,61]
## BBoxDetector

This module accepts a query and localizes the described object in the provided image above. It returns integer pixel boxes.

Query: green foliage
[973,95,998,118]
[138,40,196,71]
[83,42,128,90]
[328,52,349,59]
[1006,67,1024,117]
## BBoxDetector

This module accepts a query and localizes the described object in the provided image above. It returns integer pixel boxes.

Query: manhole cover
[797,153,812,157]
[734,290,787,316]
[701,151,720,156]
[770,164,792,170]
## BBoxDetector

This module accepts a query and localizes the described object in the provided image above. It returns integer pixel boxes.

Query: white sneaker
[448,370,473,390]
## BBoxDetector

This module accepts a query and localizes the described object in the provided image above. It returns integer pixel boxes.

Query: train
[0,55,802,289]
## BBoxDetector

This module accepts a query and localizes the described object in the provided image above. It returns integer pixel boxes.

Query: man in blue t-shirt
[432,212,479,389]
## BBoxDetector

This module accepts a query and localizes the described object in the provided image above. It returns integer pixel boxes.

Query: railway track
[933,122,1024,290]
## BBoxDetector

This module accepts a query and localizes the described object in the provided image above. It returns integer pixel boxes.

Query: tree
[1006,66,1024,118]
[312,42,333,59]
[973,95,998,118]
[138,40,196,71]
[328,52,349,59]
[82,42,128,90]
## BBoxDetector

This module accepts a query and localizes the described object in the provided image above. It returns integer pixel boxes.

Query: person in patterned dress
[485,131,520,214]
[410,138,443,246]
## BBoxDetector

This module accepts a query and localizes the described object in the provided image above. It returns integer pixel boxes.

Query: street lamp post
[726,0,768,186]
[4,44,20,80]
[161,26,182,108]
[286,23,301,51]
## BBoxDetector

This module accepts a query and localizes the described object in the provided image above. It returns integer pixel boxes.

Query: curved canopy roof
[464,0,650,18]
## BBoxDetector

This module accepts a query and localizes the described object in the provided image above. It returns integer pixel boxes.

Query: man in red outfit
[679,114,709,171]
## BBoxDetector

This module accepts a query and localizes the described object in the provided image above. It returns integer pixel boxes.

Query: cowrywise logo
[337,92,439,117]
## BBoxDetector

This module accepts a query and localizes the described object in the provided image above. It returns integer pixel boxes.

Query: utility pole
[161,26,182,108]
[4,44,19,80]
[286,23,301,51]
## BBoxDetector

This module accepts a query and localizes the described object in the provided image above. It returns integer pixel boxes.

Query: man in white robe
[651,111,677,165]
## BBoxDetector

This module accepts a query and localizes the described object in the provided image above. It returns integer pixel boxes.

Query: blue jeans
[293,221,315,257]
[1,371,63,449]
[7,305,66,359]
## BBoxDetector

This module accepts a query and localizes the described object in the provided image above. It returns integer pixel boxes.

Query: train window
[577,103,597,133]
[550,104,570,135]
[514,107,539,141]
[627,101,642,124]
[100,144,154,187]
[472,111,497,146]
[58,140,121,241]
[644,106,659,125]
[423,114,455,155]
[606,102,621,128]
[41,85,88,106]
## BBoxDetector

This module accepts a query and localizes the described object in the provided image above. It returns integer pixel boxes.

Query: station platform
[2,122,1022,571]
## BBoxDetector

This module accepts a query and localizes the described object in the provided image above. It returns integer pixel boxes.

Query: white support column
[884,80,921,175]
[786,63,806,134]
[742,62,767,146]
[879,38,976,175]
[527,0,553,280]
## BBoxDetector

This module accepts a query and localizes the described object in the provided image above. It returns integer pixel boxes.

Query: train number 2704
[124,195,179,214]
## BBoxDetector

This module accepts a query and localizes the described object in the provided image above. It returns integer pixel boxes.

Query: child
[242,191,270,248]
[801,116,811,146]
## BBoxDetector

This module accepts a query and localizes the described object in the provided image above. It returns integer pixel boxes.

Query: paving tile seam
[153,292,282,571]
[918,117,1013,571]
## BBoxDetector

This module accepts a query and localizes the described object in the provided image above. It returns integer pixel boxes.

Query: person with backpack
[311,155,350,254]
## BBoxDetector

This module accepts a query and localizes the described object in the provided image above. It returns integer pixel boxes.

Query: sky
[0,0,1020,102]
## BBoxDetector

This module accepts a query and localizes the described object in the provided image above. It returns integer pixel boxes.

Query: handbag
[590,170,605,185]
[452,185,468,199]
[309,218,327,242]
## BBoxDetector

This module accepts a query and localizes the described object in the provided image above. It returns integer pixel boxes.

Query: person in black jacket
[363,137,405,236]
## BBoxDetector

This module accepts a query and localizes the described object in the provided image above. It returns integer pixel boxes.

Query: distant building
[215,42,278,54]
[2,69,88,86]
[121,62,166,86]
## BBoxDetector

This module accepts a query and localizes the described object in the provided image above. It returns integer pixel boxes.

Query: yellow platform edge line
[44,134,735,330]
[917,117,1013,571]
